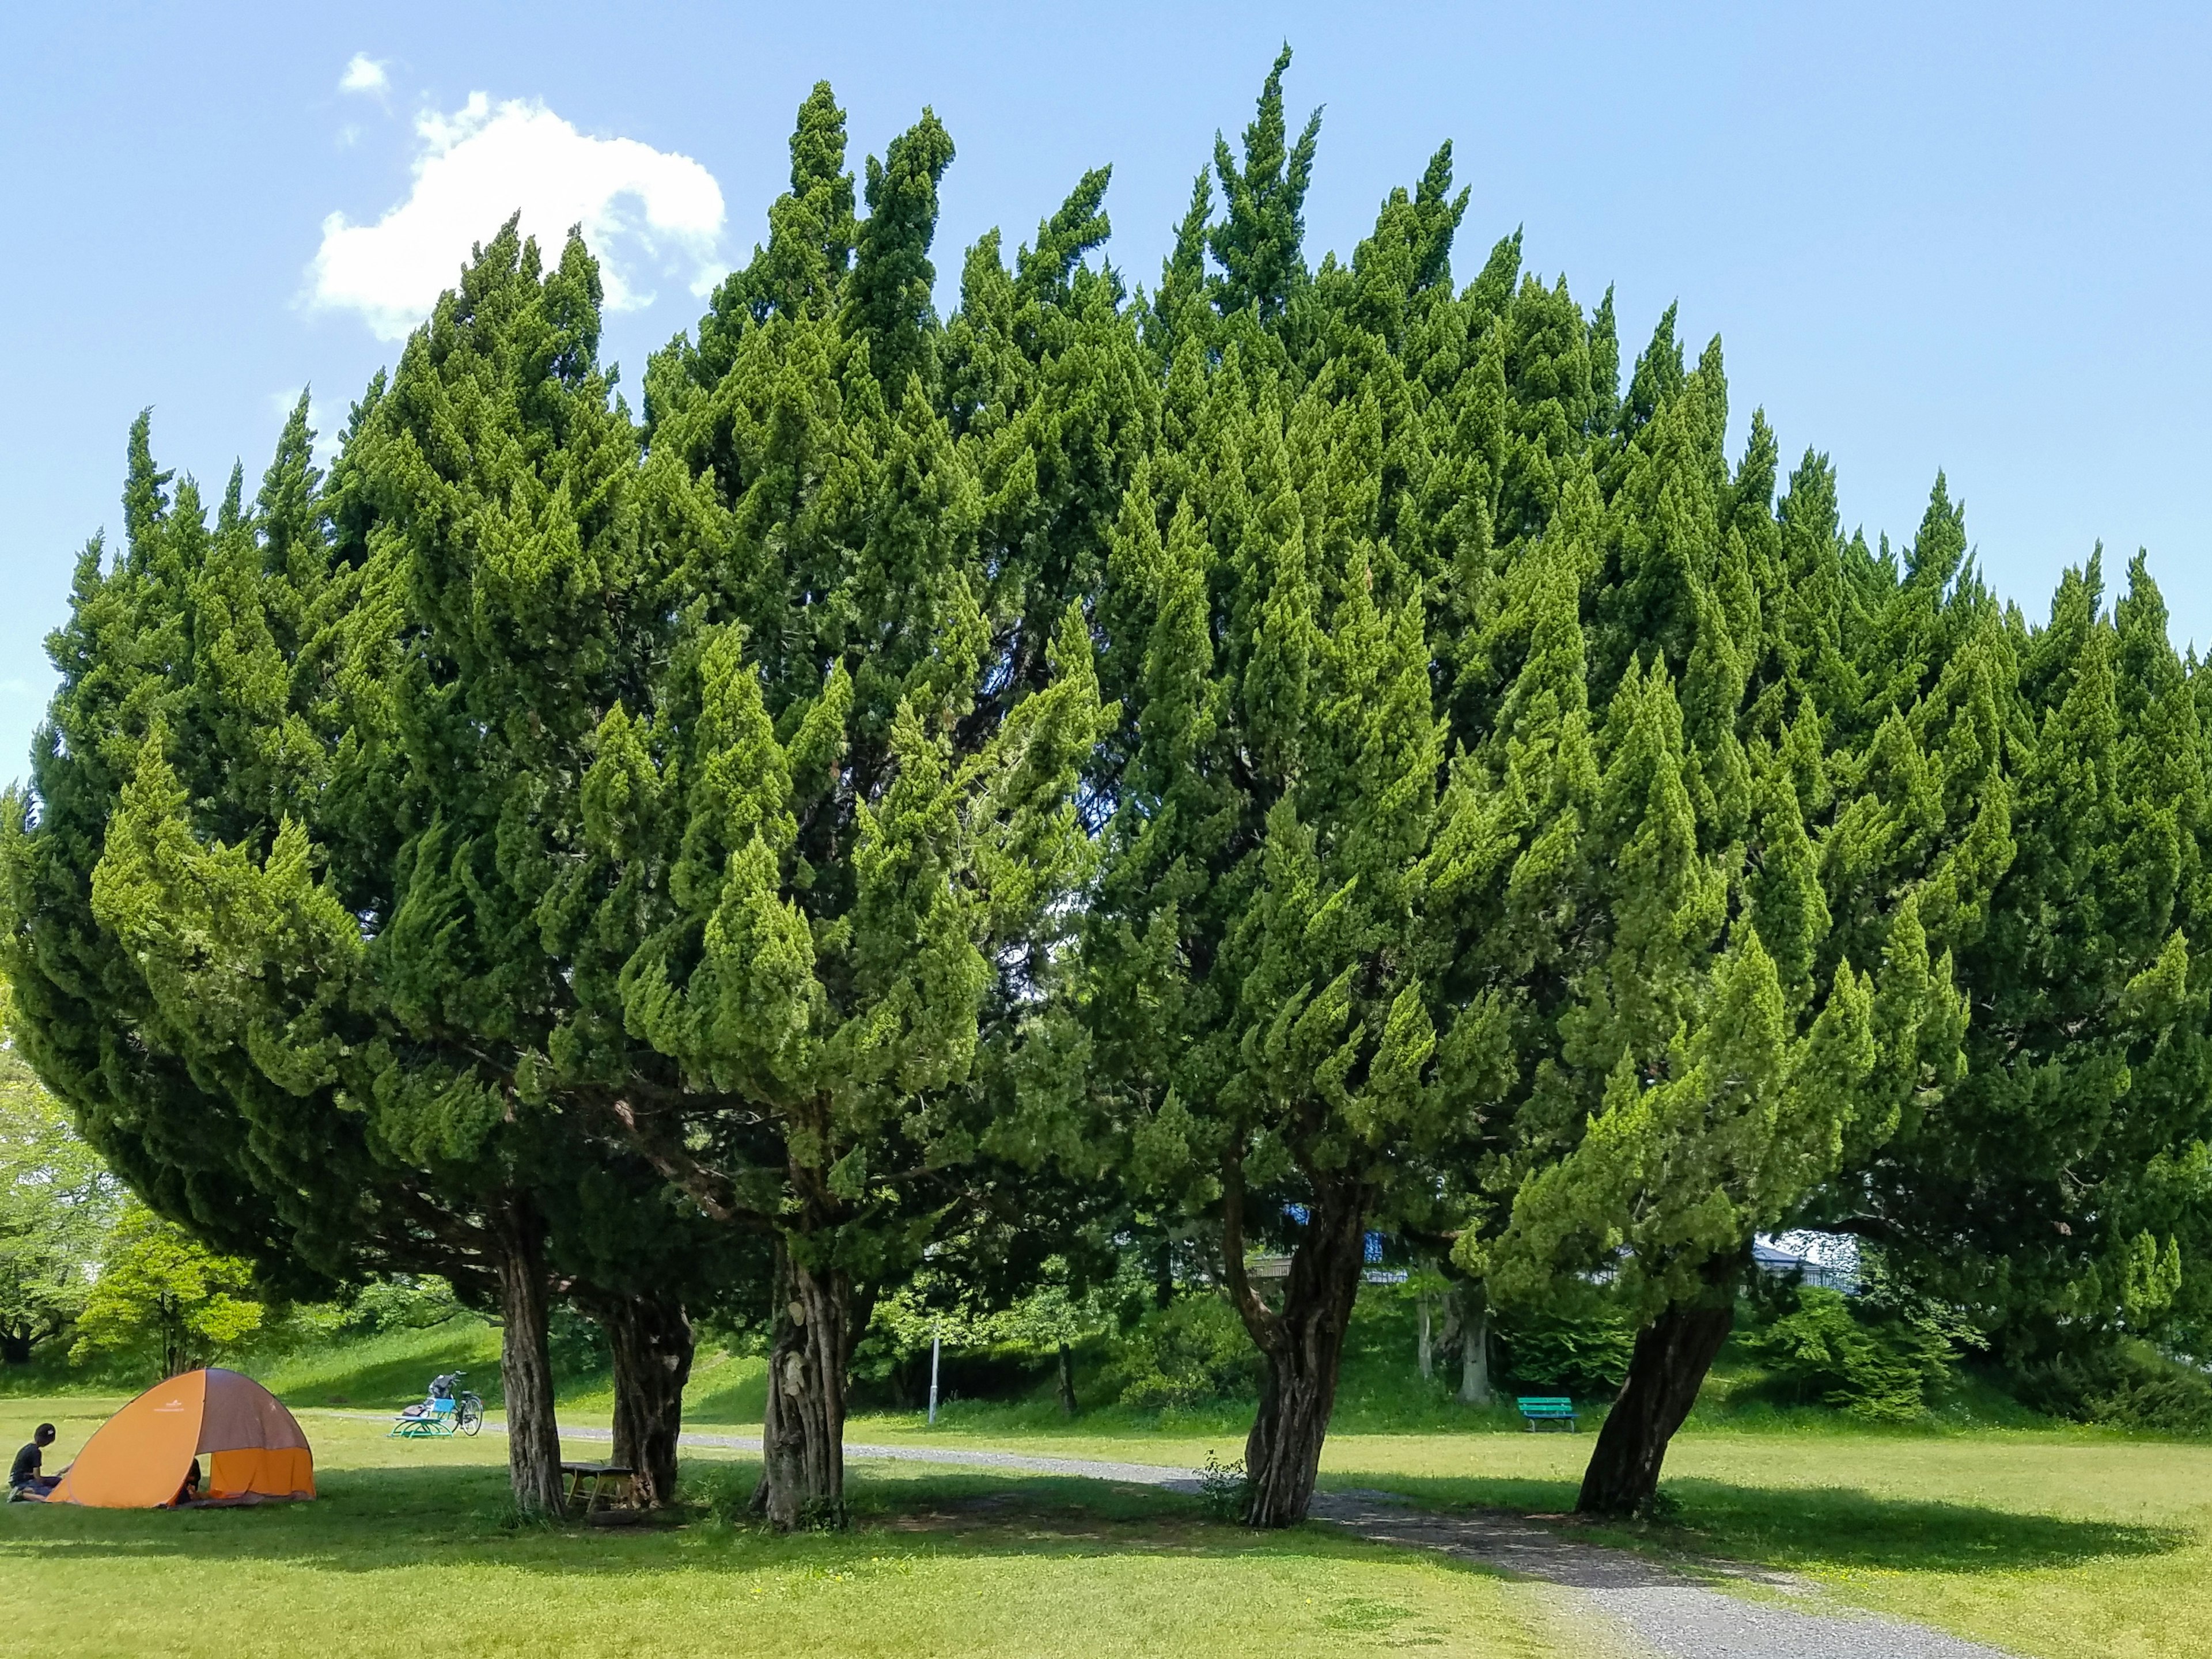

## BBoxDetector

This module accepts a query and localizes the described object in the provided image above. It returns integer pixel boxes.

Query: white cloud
[339,54,388,95]
[308,94,726,341]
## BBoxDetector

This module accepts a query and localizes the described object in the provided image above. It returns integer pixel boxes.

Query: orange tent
[41,1368,315,1508]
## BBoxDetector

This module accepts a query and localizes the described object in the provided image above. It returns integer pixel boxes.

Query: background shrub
[1745,1286,1963,1419]
[1099,1293,1261,1410]
[2012,1339,2212,1434]
[1494,1289,1636,1399]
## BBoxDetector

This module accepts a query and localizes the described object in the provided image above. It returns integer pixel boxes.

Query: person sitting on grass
[8,1423,58,1500]
[172,1457,201,1507]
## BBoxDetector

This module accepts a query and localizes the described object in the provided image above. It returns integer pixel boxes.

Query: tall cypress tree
[1087,372,1452,1525]
[1415,334,1980,1513]
[562,92,1111,1528]
[6,231,752,1516]
[1843,550,2211,1366]
[1085,124,1486,1524]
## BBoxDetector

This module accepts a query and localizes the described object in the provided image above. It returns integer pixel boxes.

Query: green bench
[1516,1395,1578,1432]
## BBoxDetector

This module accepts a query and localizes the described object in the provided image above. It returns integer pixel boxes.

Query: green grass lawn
[0,1402,1590,1659]
[849,1415,2212,1658]
[14,1321,2212,1657]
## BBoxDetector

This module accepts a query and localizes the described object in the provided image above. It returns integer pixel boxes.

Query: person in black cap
[9,1422,57,1499]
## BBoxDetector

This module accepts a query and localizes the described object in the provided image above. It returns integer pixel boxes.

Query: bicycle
[389,1370,485,1438]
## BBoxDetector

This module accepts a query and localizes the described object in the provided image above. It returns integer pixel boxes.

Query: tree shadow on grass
[0,1463,1455,1579]
[5,1460,2184,1585]
[1332,1471,2191,1577]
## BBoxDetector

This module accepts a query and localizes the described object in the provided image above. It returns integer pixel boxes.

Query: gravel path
[1310,1487,2013,1658]
[315,1411,2013,1657]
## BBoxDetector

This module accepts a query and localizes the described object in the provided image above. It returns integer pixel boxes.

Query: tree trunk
[492,1204,566,1517]
[1457,1296,1493,1407]
[1,1327,32,1366]
[1460,1309,1495,1407]
[1575,1253,1743,1518]
[1416,1288,1434,1381]
[601,1291,694,1508]
[1056,1340,1077,1416]
[1228,1179,1367,1529]
[758,1240,857,1531]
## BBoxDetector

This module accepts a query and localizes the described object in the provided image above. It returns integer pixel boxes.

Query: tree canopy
[7,51,2211,1531]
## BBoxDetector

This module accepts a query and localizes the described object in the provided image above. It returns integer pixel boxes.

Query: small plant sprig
[1196,1452,1248,1523]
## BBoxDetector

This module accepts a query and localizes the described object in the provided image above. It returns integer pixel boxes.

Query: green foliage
[859,1255,1122,1379]
[1849,550,2212,1368]
[1494,1296,1637,1399]
[9,49,2212,1533]
[1745,1287,1969,1421]
[2011,1338,2212,1435]
[339,1275,465,1336]
[546,1303,612,1380]
[0,975,120,1363]
[1098,1293,1263,1411]
[1207,46,1322,324]
[1196,1452,1249,1521]
[70,1200,263,1378]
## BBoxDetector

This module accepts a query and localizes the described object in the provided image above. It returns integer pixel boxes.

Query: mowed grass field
[8,1346,2212,1659]
[0,1401,1593,1659]
[844,1418,2212,1659]
[1317,1427,2212,1659]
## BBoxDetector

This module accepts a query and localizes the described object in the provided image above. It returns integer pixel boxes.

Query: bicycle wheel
[457,1393,484,1436]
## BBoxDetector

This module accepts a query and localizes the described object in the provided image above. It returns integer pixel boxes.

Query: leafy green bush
[343,1276,464,1334]
[547,1303,610,1380]
[847,1255,1131,1408]
[1099,1293,1260,1410]
[2012,1339,2212,1434]
[1745,1286,1966,1419]
[1494,1292,1635,1398]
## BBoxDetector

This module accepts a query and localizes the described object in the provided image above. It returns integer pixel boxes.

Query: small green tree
[1,975,121,1364]
[71,1200,263,1379]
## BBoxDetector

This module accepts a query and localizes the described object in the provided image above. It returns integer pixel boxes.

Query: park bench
[560,1460,639,1522]
[1515,1396,1578,1432]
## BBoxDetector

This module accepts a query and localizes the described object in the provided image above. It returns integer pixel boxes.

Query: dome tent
[42,1368,315,1508]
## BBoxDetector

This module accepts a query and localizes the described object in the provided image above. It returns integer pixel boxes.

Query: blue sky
[3,2,2207,787]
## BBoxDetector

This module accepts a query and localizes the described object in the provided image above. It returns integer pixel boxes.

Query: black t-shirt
[9,1441,40,1486]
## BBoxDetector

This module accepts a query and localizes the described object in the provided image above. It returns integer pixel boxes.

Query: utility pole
[927,1326,941,1427]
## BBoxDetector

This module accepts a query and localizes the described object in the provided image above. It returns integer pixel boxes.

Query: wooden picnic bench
[560,1460,638,1518]
[1515,1396,1578,1432]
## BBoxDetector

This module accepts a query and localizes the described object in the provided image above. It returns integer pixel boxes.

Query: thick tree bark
[1575,1252,1744,1517]
[1459,1299,1493,1407]
[600,1291,694,1508]
[1222,1161,1368,1529]
[757,1240,858,1530]
[491,1203,566,1517]
[1416,1288,1434,1380]
[1056,1340,1078,1416]
[1442,1283,1493,1406]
